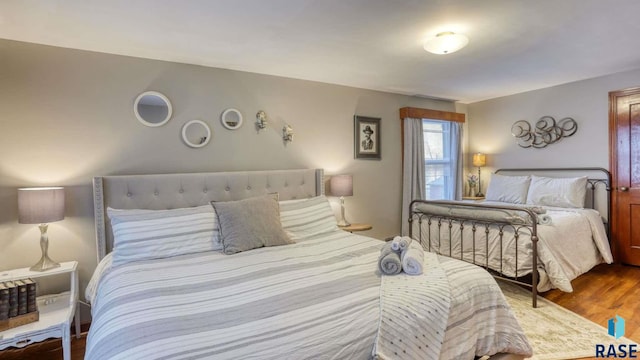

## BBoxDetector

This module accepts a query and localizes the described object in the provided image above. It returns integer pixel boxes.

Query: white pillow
[526,175,588,208]
[485,174,531,204]
[108,205,219,266]
[279,195,339,241]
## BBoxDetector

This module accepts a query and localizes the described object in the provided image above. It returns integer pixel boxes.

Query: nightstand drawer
[0,326,61,348]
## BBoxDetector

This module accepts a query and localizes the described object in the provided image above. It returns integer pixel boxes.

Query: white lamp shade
[18,187,65,224]
[423,32,469,55]
[329,175,353,197]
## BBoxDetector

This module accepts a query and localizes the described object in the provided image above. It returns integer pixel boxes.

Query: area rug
[498,280,636,360]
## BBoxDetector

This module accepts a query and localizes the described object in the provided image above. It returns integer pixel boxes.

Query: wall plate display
[181,120,211,148]
[134,91,173,127]
[221,108,243,130]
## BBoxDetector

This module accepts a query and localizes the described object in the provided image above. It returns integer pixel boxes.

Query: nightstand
[0,261,80,360]
[340,223,373,233]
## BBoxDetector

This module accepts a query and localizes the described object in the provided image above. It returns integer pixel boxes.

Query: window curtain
[447,122,464,200]
[401,118,425,235]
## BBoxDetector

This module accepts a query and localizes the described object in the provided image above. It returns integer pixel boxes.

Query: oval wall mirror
[134,91,173,127]
[181,120,211,148]
[221,108,243,130]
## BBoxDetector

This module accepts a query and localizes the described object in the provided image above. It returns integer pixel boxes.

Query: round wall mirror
[181,120,211,148]
[221,108,243,130]
[134,91,173,127]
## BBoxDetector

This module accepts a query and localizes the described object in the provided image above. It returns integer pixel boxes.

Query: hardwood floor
[1,263,638,360]
[543,263,640,342]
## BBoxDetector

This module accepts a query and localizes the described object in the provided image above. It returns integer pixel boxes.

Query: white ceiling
[2,0,640,103]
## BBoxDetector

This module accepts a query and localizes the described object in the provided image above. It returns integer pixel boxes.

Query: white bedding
[412,201,613,292]
[86,230,531,360]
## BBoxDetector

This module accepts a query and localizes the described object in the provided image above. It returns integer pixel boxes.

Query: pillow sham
[212,195,294,254]
[526,175,588,208]
[485,174,531,204]
[108,205,218,266]
[279,195,339,240]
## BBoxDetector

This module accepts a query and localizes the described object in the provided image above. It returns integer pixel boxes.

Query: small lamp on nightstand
[18,187,65,272]
[329,175,353,227]
[472,153,487,197]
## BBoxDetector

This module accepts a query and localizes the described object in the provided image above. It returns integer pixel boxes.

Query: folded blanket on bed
[374,251,451,359]
[390,235,412,251]
[415,202,550,225]
[378,242,402,275]
[401,241,424,275]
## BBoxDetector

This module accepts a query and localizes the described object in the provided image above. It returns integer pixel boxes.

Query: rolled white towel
[398,236,413,251]
[401,241,424,276]
[528,206,547,215]
[390,236,403,251]
[379,242,402,275]
[538,214,552,225]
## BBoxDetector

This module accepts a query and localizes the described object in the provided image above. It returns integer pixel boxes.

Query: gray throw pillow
[212,195,294,254]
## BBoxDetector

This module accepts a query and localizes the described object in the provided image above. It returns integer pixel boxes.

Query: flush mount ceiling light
[423,31,469,55]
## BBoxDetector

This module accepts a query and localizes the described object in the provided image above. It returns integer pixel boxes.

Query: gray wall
[0,39,455,316]
[466,68,640,180]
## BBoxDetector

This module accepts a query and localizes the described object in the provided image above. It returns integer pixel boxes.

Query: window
[423,119,452,199]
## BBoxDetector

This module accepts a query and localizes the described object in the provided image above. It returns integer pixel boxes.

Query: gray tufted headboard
[93,168,324,261]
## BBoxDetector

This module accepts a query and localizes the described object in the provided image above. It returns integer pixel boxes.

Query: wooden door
[610,88,640,265]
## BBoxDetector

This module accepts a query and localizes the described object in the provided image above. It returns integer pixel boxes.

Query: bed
[409,167,614,307]
[85,169,532,359]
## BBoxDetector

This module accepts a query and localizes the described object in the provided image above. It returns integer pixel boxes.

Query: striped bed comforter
[85,231,532,360]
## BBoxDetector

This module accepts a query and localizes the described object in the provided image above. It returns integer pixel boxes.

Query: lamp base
[30,254,60,272]
[30,223,61,272]
[337,196,351,227]
[475,192,484,197]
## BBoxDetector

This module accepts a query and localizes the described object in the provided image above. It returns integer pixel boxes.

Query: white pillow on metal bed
[485,174,531,204]
[526,175,588,208]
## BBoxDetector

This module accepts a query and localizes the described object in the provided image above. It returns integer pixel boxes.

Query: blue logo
[609,315,626,339]
[597,315,637,358]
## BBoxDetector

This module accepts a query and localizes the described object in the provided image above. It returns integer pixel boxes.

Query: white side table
[0,261,80,360]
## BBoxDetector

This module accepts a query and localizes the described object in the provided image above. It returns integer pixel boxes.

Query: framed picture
[354,115,381,160]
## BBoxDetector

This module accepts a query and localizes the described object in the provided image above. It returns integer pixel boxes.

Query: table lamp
[18,187,65,272]
[472,153,487,197]
[329,175,353,227]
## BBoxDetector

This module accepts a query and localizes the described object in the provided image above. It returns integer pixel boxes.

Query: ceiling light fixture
[423,31,469,55]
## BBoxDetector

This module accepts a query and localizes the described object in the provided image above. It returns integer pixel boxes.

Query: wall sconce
[472,153,487,197]
[282,124,294,143]
[256,110,268,131]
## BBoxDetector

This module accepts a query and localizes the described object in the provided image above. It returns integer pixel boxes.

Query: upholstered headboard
[93,169,324,261]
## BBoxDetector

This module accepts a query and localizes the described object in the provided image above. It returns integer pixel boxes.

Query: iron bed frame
[408,167,611,308]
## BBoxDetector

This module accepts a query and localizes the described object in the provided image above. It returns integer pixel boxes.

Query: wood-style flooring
[1,263,638,360]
